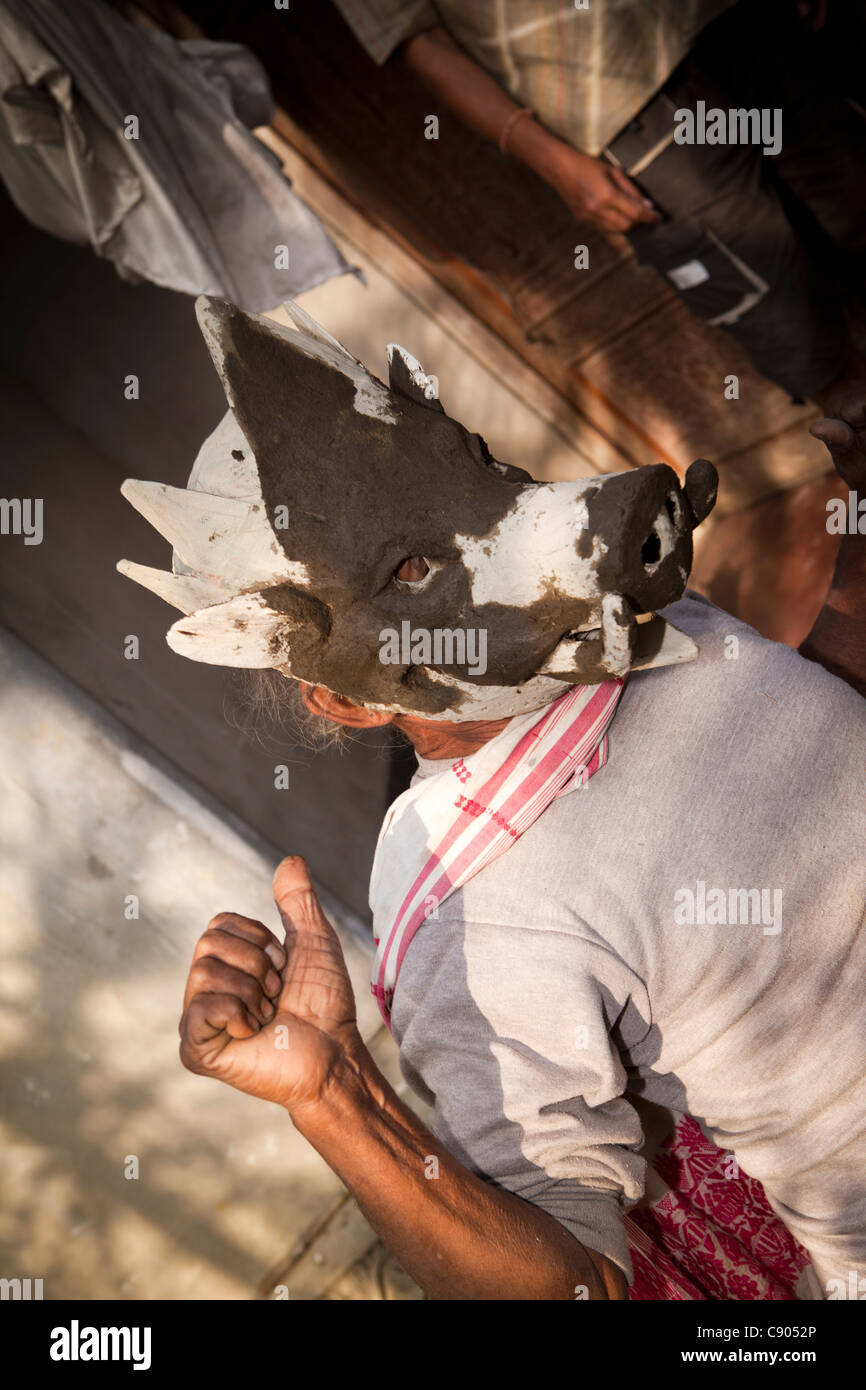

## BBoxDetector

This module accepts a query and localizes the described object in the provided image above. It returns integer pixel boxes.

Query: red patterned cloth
[626,1116,811,1300]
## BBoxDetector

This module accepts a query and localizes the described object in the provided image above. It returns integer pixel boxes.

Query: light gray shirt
[390,594,866,1286]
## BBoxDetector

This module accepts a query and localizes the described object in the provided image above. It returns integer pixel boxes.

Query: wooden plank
[525,258,671,365]
[691,470,842,646]
[256,2,652,344]
[258,124,629,478]
[707,419,833,521]
[159,0,837,512]
[258,1191,379,1300]
[169,0,676,469]
[572,297,827,484]
[248,8,827,496]
[129,0,653,470]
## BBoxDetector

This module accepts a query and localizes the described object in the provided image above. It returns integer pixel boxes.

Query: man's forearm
[402,25,570,184]
[290,1038,626,1301]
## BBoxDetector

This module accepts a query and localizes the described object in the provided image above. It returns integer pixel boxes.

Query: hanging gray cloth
[0,0,355,309]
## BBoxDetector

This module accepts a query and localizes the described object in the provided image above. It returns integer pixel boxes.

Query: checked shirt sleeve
[331,0,440,65]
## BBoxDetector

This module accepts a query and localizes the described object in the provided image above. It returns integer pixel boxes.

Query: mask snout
[566,458,718,678]
[638,481,684,574]
[588,464,690,613]
[683,457,719,527]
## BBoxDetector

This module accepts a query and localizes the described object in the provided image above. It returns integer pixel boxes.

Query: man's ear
[299,682,393,729]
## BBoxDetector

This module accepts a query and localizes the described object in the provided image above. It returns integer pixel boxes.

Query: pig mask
[118,297,718,721]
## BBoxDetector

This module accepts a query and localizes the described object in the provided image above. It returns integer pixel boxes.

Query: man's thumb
[273,855,326,934]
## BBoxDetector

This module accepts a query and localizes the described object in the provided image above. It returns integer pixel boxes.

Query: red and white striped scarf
[370,679,624,1028]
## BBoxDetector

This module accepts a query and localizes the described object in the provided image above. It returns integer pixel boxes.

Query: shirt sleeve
[331,0,440,65]
[392,916,650,1284]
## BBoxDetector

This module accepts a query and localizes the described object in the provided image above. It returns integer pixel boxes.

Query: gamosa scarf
[370,679,624,1028]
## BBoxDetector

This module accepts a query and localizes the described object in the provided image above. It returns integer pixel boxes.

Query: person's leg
[704,0,866,264]
[689,0,866,409]
[603,1,866,404]
[745,3,866,413]
[605,80,851,401]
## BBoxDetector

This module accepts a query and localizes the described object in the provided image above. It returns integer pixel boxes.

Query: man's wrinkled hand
[549,147,660,234]
[179,856,362,1114]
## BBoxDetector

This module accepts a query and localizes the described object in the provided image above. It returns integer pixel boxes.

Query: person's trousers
[604,0,866,400]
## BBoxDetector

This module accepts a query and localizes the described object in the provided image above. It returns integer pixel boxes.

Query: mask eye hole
[394,556,430,586]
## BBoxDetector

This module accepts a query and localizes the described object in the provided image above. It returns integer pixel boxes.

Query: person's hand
[811,401,866,492]
[179,856,362,1114]
[547,146,660,233]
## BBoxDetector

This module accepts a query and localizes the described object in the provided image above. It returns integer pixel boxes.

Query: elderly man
[120,299,865,1300]
[333,0,866,409]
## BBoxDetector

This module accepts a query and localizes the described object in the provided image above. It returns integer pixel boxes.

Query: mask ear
[683,458,718,525]
[165,581,329,669]
[116,560,228,613]
[386,343,444,412]
[118,479,307,590]
[631,615,698,671]
[165,592,295,668]
[196,295,399,427]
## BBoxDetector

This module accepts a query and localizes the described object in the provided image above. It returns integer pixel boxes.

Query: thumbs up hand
[179,856,362,1113]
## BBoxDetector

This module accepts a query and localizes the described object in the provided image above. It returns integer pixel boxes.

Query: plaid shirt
[332,0,736,156]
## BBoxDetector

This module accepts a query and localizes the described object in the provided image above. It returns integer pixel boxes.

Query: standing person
[333,0,866,409]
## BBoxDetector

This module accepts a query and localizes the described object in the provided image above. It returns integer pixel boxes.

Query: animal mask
[118,297,718,720]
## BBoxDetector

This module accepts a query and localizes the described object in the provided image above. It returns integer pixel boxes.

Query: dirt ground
[0,628,406,1299]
